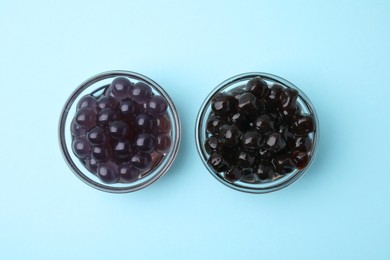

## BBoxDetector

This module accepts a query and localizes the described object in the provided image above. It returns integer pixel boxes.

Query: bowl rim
[195,72,320,194]
[59,70,181,193]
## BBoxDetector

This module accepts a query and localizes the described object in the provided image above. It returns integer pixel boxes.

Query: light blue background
[1,0,389,259]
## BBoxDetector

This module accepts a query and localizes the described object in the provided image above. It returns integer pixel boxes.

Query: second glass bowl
[195,72,319,193]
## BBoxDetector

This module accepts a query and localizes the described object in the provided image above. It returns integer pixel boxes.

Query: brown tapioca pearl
[291,150,310,169]
[131,82,153,104]
[130,153,152,171]
[272,154,295,175]
[75,107,96,130]
[91,145,110,163]
[219,124,242,147]
[111,77,133,100]
[76,95,97,111]
[291,115,315,135]
[236,151,256,169]
[155,134,172,154]
[84,157,98,174]
[97,108,120,126]
[224,167,243,182]
[97,160,119,184]
[71,119,86,138]
[230,112,251,131]
[266,84,283,109]
[72,137,91,159]
[119,98,138,118]
[237,92,258,115]
[229,85,248,100]
[146,95,168,116]
[118,163,140,183]
[258,148,272,159]
[135,113,154,131]
[254,114,275,134]
[134,133,155,153]
[280,88,298,111]
[206,113,225,135]
[246,77,269,100]
[278,124,294,141]
[154,114,172,134]
[207,152,229,172]
[211,93,237,117]
[265,133,286,152]
[254,162,275,181]
[204,136,219,154]
[113,140,131,160]
[97,95,119,110]
[290,136,312,152]
[241,130,262,150]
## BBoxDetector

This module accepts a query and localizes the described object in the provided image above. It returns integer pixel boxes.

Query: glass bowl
[59,70,181,193]
[195,72,319,193]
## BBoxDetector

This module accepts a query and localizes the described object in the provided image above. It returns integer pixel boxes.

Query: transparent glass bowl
[195,72,319,193]
[59,71,181,193]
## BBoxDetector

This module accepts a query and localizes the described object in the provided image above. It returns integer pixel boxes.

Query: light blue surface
[0,0,389,259]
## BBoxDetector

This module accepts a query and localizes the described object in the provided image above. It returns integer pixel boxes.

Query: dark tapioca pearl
[135,133,155,153]
[97,95,119,110]
[131,82,153,104]
[84,157,98,173]
[266,84,283,109]
[219,124,242,147]
[87,126,106,145]
[155,134,172,153]
[265,133,286,152]
[118,163,140,183]
[241,130,262,150]
[291,150,310,169]
[224,167,243,182]
[111,77,133,99]
[254,162,275,181]
[154,114,172,134]
[204,136,220,154]
[291,115,315,135]
[113,140,131,160]
[207,152,228,172]
[273,154,295,175]
[221,148,238,166]
[279,124,294,141]
[229,85,248,100]
[97,161,119,184]
[236,151,256,169]
[97,108,119,126]
[254,114,274,134]
[135,114,153,131]
[108,120,130,139]
[76,95,97,111]
[291,136,312,152]
[75,107,96,130]
[230,112,251,131]
[146,95,168,116]
[71,119,86,138]
[206,113,225,135]
[130,153,152,171]
[211,93,237,117]
[119,98,138,118]
[72,137,91,159]
[258,148,272,159]
[237,93,258,115]
[280,108,296,120]
[91,145,110,163]
[247,77,269,100]
[280,88,298,111]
